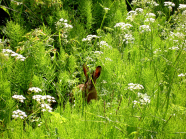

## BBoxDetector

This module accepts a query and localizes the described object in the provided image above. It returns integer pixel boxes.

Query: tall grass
[1,0,186,138]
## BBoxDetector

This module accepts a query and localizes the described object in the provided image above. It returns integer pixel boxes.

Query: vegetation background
[0,0,186,138]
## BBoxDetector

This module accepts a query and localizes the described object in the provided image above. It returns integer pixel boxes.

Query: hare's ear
[83,64,89,77]
[94,66,102,79]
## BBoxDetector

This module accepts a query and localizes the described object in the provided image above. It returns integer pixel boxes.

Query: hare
[77,65,102,103]
[68,65,101,104]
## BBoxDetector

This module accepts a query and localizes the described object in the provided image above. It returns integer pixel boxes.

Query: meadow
[0,0,186,138]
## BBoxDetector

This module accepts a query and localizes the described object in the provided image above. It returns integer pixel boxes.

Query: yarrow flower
[145,13,156,18]
[12,109,27,119]
[168,46,179,50]
[40,103,53,112]
[146,1,159,7]
[2,49,26,61]
[131,0,159,7]
[178,73,185,77]
[82,35,100,42]
[135,8,143,13]
[178,4,186,10]
[32,95,56,103]
[133,92,151,105]
[127,11,137,16]
[144,18,155,23]
[55,18,73,43]
[28,87,42,93]
[139,25,151,32]
[32,95,56,113]
[126,11,137,21]
[164,2,175,7]
[103,7,110,13]
[97,41,112,49]
[12,95,26,103]
[56,18,73,29]
[128,83,144,91]
[123,34,135,44]
[114,23,133,30]
[164,1,175,11]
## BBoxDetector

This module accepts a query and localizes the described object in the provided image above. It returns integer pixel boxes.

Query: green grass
[1,0,186,138]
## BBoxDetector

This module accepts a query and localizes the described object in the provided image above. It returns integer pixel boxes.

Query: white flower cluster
[144,18,155,23]
[41,103,53,112]
[56,18,73,30]
[2,49,26,61]
[32,95,56,112]
[55,18,73,43]
[178,4,186,10]
[32,95,56,103]
[164,2,175,7]
[135,8,143,13]
[114,23,133,30]
[28,87,42,93]
[133,92,151,105]
[144,14,156,26]
[146,1,159,7]
[168,46,179,50]
[103,7,110,13]
[178,73,186,77]
[126,8,144,21]
[153,48,161,54]
[145,13,156,18]
[12,95,26,103]
[94,51,103,55]
[139,25,151,32]
[123,34,135,44]
[127,11,137,16]
[12,109,27,119]
[128,83,144,91]
[82,35,100,42]
[97,41,112,49]
[164,1,175,11]
[170,32,185,39]
[131,0,159,7]
[182,10,186,15]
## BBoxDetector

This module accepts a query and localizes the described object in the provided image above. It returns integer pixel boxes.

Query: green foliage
[1,0,186,138]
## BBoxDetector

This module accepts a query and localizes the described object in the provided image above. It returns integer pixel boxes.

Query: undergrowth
[0,0,186,138]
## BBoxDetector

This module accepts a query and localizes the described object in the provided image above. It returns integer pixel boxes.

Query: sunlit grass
[1,0,186,138]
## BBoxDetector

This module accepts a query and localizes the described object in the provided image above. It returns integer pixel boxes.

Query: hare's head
[81,65,102,103]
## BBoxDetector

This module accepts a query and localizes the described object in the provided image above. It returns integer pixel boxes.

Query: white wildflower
[114,23,132,30]
[146,13,156,18]
[28,87,42,93]
[123,34,135,44]
[128,83,144,91]
[127,11,137,16]
[169,47,179,50]
[164,2,175,7]
[139,25,151,32]
[144,18,155,23]
[94,51,103,55]
[82,35,100,42]
[178,4,186,10]
[178,73,185,77]
[12,95,26,103]
[135,8,143,13]
[12,109,27,119]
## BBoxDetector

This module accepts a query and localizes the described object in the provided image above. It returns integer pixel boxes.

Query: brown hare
[67,64,101,104]
[77,64,102,103]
